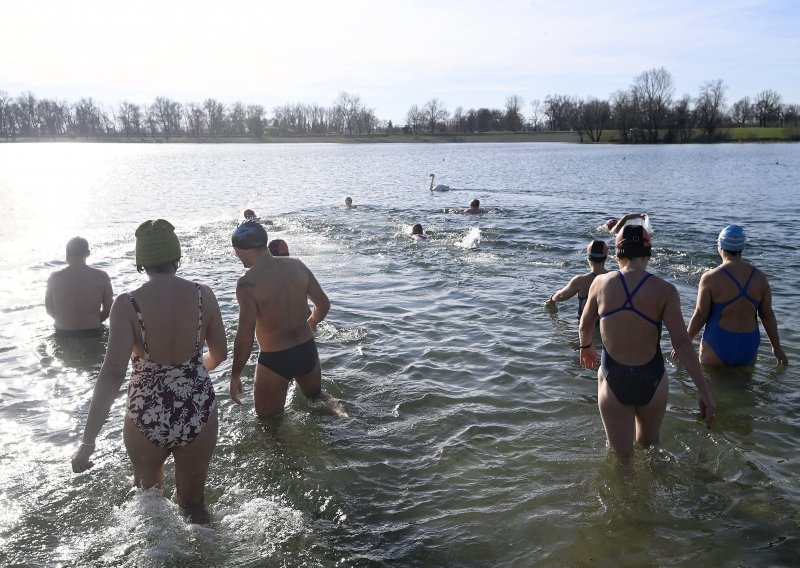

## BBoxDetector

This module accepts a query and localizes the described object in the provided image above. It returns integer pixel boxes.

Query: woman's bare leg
[172,407,218,523]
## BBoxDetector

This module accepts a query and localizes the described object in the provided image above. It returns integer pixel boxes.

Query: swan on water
[429,174,451,192]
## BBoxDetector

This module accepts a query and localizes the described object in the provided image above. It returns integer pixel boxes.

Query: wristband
[579,344,592,349]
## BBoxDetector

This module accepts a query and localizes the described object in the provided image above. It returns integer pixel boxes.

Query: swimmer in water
[465,199,487,214]
[242,209,274,225]
[268,239,290,257]
[344,196,357,208]
[547,240,608,320]
[411,223,428,241]
[606,213,648,234]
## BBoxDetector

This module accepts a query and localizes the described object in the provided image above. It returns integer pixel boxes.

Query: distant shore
[3,128,796,144]
[2,131,582,144]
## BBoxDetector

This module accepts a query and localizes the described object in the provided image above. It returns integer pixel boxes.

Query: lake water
[0,142,798,567]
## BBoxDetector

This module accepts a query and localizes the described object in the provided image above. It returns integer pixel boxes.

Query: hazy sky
[2,0,798,124]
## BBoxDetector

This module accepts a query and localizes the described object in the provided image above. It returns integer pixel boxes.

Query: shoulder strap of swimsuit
[599,271,659,326]
[127,293,150,359]
[719,266,760,307]
[194,283,203,351]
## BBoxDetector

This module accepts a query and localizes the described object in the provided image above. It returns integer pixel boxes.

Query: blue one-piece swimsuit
[599,271,664,406]
[702,267,761,366]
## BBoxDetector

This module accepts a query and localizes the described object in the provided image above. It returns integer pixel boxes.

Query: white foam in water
[98,487,209,565]
[216,494,307,558]
[456,227,481,248]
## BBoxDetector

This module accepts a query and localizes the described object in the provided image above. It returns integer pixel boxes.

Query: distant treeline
[1,67,798,143]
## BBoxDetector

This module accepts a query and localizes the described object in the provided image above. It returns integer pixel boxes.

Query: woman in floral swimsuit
[71,219,227,524]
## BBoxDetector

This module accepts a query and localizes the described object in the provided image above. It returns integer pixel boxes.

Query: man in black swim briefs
[229,220,332,418]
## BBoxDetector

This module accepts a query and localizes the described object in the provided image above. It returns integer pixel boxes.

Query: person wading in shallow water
[578,225,716,458]
[547,240,609,321]
[230,220,340,418]
[71,220,227,524]
[684,224,788,367]
[46,237,113,337]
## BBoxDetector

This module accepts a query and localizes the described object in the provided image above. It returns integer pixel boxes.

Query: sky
[2,0,799,125]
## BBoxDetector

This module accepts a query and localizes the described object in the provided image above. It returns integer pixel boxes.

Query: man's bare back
[46,238,113,332]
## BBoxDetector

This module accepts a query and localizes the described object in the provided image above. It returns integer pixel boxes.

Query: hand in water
[71,444,95,473]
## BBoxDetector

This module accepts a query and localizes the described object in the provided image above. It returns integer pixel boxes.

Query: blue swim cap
[232,220,268,249]
[718,224,746,252]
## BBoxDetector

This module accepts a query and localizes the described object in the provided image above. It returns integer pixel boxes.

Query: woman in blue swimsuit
[71,220,228,523]
[579,225,716,457]
[686,224,788,366]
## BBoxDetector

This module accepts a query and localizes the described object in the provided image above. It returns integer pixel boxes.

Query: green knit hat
[135,219,181,267]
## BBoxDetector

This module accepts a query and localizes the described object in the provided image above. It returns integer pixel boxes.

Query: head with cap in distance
[268,239,290,257]
[587,240,609,264]
[65,237,90,263]
[470,199,480,208]
[135,219,182,274]
[717,224,746,256]
[344,197,353,207]
[615,225,651,259]
[243,209,257,220]
[411,223,424,235]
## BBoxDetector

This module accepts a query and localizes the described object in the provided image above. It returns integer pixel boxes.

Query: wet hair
[232,219,269,250]
[66,237,89,257]
[411,224,424,235]
[243,209,257,220]
[587,240,608,262]
[615,225,651,259]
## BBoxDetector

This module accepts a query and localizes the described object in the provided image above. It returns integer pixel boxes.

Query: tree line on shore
[1,67,797,143]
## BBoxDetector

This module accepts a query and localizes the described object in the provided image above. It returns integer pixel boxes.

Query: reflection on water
[0,142,798,566]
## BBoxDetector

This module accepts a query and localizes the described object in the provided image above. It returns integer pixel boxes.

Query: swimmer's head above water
[268,239,290,257]
[243,209,257,220]
[232,219,269,250]
[615,225,651,258]
[587,240,608,262]
[717,224,746,253]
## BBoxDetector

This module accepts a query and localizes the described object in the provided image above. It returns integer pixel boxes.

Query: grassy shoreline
[3,128,797,144]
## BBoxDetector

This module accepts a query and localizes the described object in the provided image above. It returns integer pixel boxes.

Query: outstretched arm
[611,212,647,234]
[230,277,258,404]
[663,284,716,428]
[547,275,582,304]
[758,278,788,365]
[72,295,134,473]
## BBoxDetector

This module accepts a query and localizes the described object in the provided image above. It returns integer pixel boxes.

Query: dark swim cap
[587,240,608,261]
[615,225,651,258]
[232,220,268,249]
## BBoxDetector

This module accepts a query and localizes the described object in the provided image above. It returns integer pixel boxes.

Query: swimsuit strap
[194,283,203,352]
[599,271,660,326]
[719,266,760,308]
[127,293,150,359]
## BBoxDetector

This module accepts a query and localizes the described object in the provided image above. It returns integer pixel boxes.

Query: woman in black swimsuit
[578,225,716,457]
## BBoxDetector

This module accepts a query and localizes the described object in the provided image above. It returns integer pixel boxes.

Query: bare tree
[632,67,675,142]
[406,104,422,134]
[696,79,727,137]
[246,104,265,137]
[229,102,247,136]
[753,89,782,127]
[730,96,753,127]
[575,97,611,142]
[422,98,448,134]
[204,98,225,137]
[667,94,695,142]
[504,94,525,131]
[543,94,577,131]
[610,89,637,143]
[529,99,543,131]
